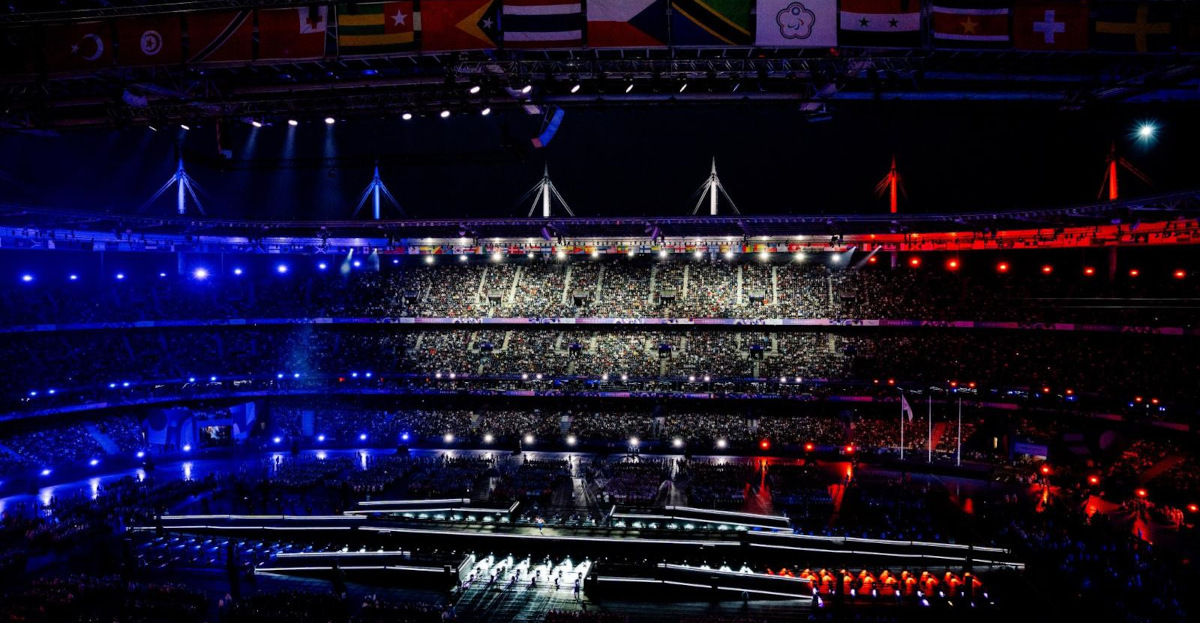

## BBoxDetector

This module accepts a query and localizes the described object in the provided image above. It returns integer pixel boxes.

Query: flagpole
[927,394,932,464]
[956,394,962,467]
[899,392,905,462]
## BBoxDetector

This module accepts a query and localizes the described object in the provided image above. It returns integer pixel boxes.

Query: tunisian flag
[44,21,113,72]
[115,16,184,66]
[257,6,329,60]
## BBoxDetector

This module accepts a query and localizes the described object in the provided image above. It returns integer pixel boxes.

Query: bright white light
[521,84,533,94]
[658,250,667,258]
[673,438,683,448]
[182,444,191,452]
[794,252,806,261]
[556,250,566,260]
[1138,123,1156,139]
[233,268,243,275]
[570,84,581,93]
[625,83,634,93]
[440,110,451,118]
[402,112,412,121]
[277,264,288,274]
[159,272,167,278]
[251,120,262,128]
[601,373,609,381]
[193,268,209,280]
[679,82,688,93]
[288,119,299,126]
[353,260,362,267]
[325,116,336,125]
[180,124,190,130]
[277,373,284,379]
[492,251,503,262]
[41,469,51,476]
[444,433,455,443]
[629,437,640,447]
[620,374,628,381]
[116,273,125,280]
[69,274,78,281]
[208,376,215,382]
[293,373,300,378]
[481,107,491,116]
[469,85,481,94]
[535,373,543,380]
[317,435,325,442]
[360,433,368,441]
[273,436,281,444]
[136,451,145,458]
[694,250,704,259]
[524,434,534,444]
[318,262,327,270]
[425,256,434,264]
[759,251,769,261]
[703,375,711,382]
[724,250,734,260]
[591,250,599,258]
[459,255,468,262]
[831,254,841,263]
[122,381,131,387]
[567,435,577,446]
[21,274,32,282]
[716,439,727,449]
[484,434,494,443]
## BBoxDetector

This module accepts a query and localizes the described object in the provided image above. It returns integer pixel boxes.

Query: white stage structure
[691,158,739,215]
[352,163,404,220]
[520,164,574,218]
[141,156,205,216]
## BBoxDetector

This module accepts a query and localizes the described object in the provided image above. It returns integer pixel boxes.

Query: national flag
[587,0,668,48]
[901,394,914,422]
[44,21,113,72]
[839,0,922,48]
[419,0,500,51]
[186,10,254,63]
[336,2,415,55]
[115,15,184,66]
[931,1,1010,46]
[670,0,752,46]
[756,0,837,47]
[0,29,37,74]
[1094,2,1173,53]
[1013,1,1088,51]
[502,0,582,49]
[257,6,329,60]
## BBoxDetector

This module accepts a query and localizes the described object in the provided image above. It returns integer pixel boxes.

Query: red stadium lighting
[1065,388,1074,395]
[1088,475,1100,485]
[997,262,1009,273]
[947,259,959,271]
[887,378,895,385]
[804,442,815,452]
[968,381,976,389]
[909,257,921,267]
[1040,465,1051,475]
[1188,504,1199,513]
[1083,267,1095,276]
[1174,269,1187,279]
[949,381,958,388]
[1042,386,1051,394]
[1041,265,1053,274]
[845,444,855,454]
[1135,396,1143,403]
[760,440,770,451]
[1136,488,1148,498]
[1151,398,1159,405]
[1129,269,1140,277]
[868,256,878,264]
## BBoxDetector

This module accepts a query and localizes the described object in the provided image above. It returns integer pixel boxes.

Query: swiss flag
[44,21,113,72]
[1013,1,1088,51]
[257,6,328,60]
[115,16,184,66]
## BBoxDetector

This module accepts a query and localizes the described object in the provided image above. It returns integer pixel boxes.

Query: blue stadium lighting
[353,260,362,267]
[188,377,195,382]
[318,262,327,270]
[108,383,116,388]
[159,272,167,278]
[89,459,99,466]
[566,435,576,446]
[115,273,125,280]
[47,389,55,395]
[28,391,36,397]
[273,437,281,444]
[325,116,336,125]
[277,373,284,379]
[192,268,209,280]
[317,435,325,442]
[41,469,51,476]
[277,264,289,274]
[209,376,216,382]
[121,382,130,387]
[233,268,243,275]
[393,258,400,264]
[69,274,78,281]
[136,451,145,458]
[364,372,372,378]
[443,433,455,443]
[293,373,300,378]
[21,274,33,282]
[351,372,359,378]
[359,433,368,441]
[484,434,494,444]
[183,444,191,452]
[401,433,409,441]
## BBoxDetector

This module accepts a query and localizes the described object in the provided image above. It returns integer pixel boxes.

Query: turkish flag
[1012,1,1088,51]
[44,21,112,72]
[257,6,329,60]
[115,16,184,66]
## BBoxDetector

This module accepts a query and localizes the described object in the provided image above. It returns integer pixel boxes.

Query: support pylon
[1099,142,1153,202]
[351,162,404,219]
[691,158,739,215]
[519,164,574,217]
[874,156,905,214]
[140,154,205,216]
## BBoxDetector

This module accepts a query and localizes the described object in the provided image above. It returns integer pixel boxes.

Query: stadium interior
[1,2,1200,623]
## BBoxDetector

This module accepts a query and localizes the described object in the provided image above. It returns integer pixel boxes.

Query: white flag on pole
[900,394,914,422]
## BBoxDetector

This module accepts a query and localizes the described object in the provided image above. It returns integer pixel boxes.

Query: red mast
[1099,142,1153,202]
[875,156,904,214]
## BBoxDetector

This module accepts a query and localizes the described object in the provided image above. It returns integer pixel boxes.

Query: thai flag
[502,0,583,48]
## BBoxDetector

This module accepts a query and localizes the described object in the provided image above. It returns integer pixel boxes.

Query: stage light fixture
[401,112,413,121]
[180,124,190,130]
[521,84,533,94]
[193,268,209,280]
[233,268,243,275]
[69,274,78,281]
[116,273,125,280]
[566,435,577,446]
[325,116,336,125]
[716,439,727,449]
[251,120,262,128]
[288,119,299,126]
[481,107,491,116]
[524,434,534,444]
[626,83,634,93]
[484,434,494,443]
[629,437,639,447]
[1137,123,1156,139]
[469,85,481,94]
[440,110,451,118]
[20,274,32,282]
[679,82,688,93]
[277,264,288,274]
[570,84,581,93]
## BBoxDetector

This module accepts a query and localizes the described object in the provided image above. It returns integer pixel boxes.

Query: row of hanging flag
[3,1,1198,74]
